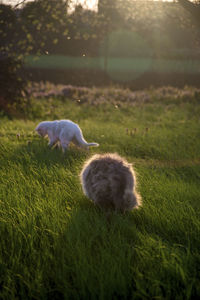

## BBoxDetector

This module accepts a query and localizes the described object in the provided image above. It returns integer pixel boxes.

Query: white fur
[35,120,99,152]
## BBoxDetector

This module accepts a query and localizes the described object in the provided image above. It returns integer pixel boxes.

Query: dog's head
[35,123,47,137]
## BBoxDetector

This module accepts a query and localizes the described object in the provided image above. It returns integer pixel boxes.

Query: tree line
[0,0,200,114]
[1,0,200,58]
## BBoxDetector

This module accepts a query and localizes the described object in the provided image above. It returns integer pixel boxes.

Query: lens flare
[99,30,153,81]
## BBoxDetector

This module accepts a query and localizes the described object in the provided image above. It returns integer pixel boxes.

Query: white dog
[35,120,99,152]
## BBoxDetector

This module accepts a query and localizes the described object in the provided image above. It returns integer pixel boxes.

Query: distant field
[0,85,200,299]
[25,55,200,86]
[25,55,200,74]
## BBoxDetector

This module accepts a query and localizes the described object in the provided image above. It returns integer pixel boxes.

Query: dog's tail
[75,130,99,147]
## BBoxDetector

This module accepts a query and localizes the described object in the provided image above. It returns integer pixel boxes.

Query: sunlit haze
[1,0,177,10]
[1,0,98,9]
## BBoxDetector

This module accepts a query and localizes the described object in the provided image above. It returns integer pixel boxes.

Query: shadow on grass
[6,138,91,169]
[44,202,141,299]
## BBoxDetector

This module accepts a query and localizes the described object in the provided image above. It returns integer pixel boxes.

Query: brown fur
[80,153,142,213]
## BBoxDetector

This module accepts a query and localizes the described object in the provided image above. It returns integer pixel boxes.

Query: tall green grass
[0,92,200,299]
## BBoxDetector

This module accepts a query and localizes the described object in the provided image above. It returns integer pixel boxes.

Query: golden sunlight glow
[74,0,176,11]
[2,0,180,9]
[73,0,98,10]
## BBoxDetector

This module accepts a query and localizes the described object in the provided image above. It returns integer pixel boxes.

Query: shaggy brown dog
[80,153,142,213]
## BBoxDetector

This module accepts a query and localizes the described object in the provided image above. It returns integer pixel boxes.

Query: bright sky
[72,0,98,10]
[1,0,176,9]
[0,0,97,8]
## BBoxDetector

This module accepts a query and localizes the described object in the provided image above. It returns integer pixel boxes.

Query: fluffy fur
[80,153,142,213]
[35,120,99,152]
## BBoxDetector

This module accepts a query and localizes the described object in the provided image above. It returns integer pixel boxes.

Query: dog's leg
[48,137,58,148]
[60,140,70,153]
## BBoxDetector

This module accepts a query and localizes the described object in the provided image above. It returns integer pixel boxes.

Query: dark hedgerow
[0,54,28,117]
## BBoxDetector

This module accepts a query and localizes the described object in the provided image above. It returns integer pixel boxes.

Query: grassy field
[0,85,200,299]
